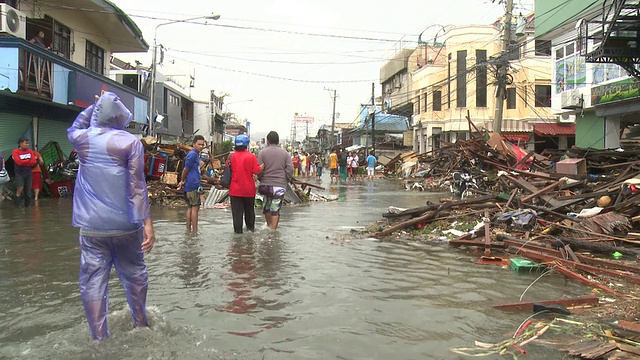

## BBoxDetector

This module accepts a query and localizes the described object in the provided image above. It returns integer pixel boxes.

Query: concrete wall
[380,48,414,83]
[576,112,604,149]
[194,102,212,143]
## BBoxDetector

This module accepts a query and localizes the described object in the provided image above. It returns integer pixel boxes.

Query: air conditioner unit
[559,113,576,123]
[560,89,583,110]
[0,4,26,39]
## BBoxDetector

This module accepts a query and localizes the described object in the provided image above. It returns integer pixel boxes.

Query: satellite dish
[6,8,21,33]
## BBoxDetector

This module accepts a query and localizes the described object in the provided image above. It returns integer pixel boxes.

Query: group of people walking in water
[59,91,379,341]
[290,148,377,183]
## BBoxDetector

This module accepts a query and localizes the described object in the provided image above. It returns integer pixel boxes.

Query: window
[506,88,516,109]
[121,74,140,92]
[476,49,487,107]
[52,19,71,59]
[535,85,551,107]
[554,42,586,93]
[456,50,467,108]
[447,53,451,109]
[535,40,551,56]
[432,127,442,149]
[433,90,442,111]
[423,92,428,112]
[415,94,421,113]
[85,41,104,74]
[169,94,180,106]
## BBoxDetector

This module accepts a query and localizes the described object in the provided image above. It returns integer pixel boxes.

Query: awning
[532,123,575,137]
[503,133,530,142]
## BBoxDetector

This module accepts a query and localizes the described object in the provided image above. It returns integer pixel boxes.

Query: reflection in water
[178,234,203,288]
[0,182,590,359]
[219,232,292,337]
[220,236,258,316]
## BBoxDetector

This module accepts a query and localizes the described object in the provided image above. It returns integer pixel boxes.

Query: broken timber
[373,195,499,238]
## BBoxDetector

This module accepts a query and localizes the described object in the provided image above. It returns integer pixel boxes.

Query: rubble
[368,132,640,358]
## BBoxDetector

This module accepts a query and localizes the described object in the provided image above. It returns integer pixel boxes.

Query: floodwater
[0,177,588,359]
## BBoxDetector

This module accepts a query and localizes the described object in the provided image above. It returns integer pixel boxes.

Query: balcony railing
[19,48,53,99]
[0,36,148,115]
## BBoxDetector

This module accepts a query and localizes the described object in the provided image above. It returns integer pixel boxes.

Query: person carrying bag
[219,153,233,188]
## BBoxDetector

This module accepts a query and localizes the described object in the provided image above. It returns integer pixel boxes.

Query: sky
[110,0,534,141]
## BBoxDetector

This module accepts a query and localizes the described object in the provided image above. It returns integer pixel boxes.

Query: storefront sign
[73,72,136,111]
[591,78,640,106]
[504,133,530,142]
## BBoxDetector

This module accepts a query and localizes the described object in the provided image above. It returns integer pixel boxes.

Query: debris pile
[371,133,640,357]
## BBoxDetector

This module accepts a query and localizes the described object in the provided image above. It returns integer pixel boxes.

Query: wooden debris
[493,296,599,311]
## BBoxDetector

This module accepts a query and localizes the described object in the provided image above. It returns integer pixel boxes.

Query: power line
[166,54,377,83]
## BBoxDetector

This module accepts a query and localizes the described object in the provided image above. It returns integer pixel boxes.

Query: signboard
[74,72,136,116]
[591,78,640,106]
[295,116,314,123]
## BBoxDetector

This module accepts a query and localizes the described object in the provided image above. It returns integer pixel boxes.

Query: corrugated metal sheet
[532,123,576,136]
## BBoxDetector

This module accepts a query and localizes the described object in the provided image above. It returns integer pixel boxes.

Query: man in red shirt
[12,138,41,207]
[228,134,263,233]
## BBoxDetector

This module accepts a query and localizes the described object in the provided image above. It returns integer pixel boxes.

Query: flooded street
[0,178,588,359]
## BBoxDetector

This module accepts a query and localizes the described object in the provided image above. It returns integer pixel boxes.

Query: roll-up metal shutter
[38,118,74,158]
[0,113,33,159]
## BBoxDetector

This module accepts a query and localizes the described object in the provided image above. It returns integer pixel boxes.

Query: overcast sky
[110,0,534,140]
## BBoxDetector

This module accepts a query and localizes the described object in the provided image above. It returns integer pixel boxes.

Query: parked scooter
[450,169,478,199]
[47,149,79,180]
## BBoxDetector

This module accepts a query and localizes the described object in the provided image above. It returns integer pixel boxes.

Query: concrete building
[0,0,148,158]
[408,17,562,154]
[535,0,640,149]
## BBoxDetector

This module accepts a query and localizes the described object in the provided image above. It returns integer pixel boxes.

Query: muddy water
[0,179,588,359]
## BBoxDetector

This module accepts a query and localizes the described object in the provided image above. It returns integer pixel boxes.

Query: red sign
[295,116,314,123]
[503,133,530,141]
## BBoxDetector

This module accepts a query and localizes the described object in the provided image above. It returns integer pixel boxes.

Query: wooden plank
[564,245,580,263]
[556,189,611,201]
[514,248,640,285]
[373,195,498,238]
[617,343,640,356]
[494,296,598,311]
[500,237,640,274]
[508,176,563,207]
[521,179,566,203]
[616,320,640,333]
[448,240,506,248]
[505,189,518,209]
[552,265,625,297]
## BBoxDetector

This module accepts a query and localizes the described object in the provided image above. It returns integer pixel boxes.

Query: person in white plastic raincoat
[67,92,155,341]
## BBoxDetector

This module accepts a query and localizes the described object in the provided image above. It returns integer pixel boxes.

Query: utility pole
[492,0,514,135]
[364,104,369,152]
[324,88,337,149]
[370,82,376,154]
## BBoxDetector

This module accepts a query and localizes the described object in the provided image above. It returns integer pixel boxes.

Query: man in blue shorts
[257,131,293,230]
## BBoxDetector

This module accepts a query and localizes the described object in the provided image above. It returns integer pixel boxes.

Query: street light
[148,13,220,136]
[225,99,254,107]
